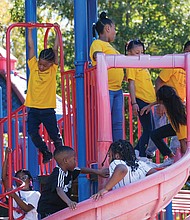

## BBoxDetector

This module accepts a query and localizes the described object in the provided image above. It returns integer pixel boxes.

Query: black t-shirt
[37,166,80,215]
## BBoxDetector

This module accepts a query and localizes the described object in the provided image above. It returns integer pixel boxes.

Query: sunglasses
[20,175,29,182]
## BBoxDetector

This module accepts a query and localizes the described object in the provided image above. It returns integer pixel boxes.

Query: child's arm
[140,102,157,116]
[155,76,165,92]
[80,167,109,178]
[156,104,166,117]
[92,164,128,200]
[2,148,10,189]
[2,149,34,212]
[146,168,157,176]
[92,51,103,61]
[53,23,60,65]
[9,192,35,213]
[56,187,77,210]
[155,76,166,116]
[128,79,139,116]
[28,27,35,60]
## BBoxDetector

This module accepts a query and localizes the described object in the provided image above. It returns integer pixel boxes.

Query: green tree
[3,0,190,94]
[0,0,12,47]
[97,0,190,142]
[99,0,190,56]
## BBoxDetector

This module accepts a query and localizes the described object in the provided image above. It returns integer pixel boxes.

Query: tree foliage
[99,0,190,55]
[98,0,190,94]
[7,0,190,67]
[1,0,190,93]
[0,0,12,46]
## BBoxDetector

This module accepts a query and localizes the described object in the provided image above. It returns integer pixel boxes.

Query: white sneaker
[146,151,156,159]
[135,150,140,158]
[158,157,174,168]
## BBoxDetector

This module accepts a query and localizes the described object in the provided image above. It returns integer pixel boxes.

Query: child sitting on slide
[92,140,157,200]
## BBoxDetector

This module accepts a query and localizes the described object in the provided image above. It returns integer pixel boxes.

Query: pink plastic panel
[44,148,190,220]
[45,53,190,220]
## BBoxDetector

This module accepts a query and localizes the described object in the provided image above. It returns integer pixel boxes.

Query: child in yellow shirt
[90,12,124,142]
[24,24,63,164]
[126,39,156,157]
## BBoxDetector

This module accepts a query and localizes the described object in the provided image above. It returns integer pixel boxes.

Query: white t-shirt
[109,159,152,190]
[13,190,41,220]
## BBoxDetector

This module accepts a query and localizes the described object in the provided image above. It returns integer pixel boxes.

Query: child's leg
[146,106,167,157]
[42,109,63,148]
[109,89,123,142]
[135,99,155,157]
[27,108,49,152]
[27,108,53,163]
[150,124,176,157]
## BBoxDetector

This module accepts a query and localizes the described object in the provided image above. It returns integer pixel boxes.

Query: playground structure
[0,47,24,117]
[0,0,190,219]
[41,53,190,220]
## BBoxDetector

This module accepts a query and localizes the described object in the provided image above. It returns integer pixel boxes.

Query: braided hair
[156,85,186,132]
[102,140,139,171]
[92,11,113,38]
[39,48,55,62]
[15,169,33,190]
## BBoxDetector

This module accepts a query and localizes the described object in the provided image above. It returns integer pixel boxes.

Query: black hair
[39,48,55,62]
[156,85,186,131]
[125,39,145,55]
[184,41,190,51]
[102,140,139,171]
[53,145,74,158]
[15,169,33,190]
[92,12,113,38]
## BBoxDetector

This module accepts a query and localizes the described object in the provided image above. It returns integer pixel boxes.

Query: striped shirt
[109,160,152,190]
[37,166,80,215]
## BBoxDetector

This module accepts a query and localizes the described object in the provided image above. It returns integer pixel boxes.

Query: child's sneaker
[159,157,174,168]
[42,150,53,164]
[135,150,140,158]
[146,151,155,159]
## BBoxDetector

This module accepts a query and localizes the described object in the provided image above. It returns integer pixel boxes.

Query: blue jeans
[27,108,63,152]
[135,98,155,157]
[109,89,123,142]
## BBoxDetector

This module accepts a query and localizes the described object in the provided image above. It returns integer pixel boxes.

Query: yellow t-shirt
[90,39,124,91]
[176,124,187,140]
[167,111,187,140]
[170,123,187,140]
[24,56,58,108]
[126,68,156,103]
[159,68,186,102]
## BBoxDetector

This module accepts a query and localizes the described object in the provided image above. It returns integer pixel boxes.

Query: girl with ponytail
[90,12,124,142]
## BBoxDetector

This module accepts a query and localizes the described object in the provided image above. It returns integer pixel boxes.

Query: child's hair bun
[100,11,107,20]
